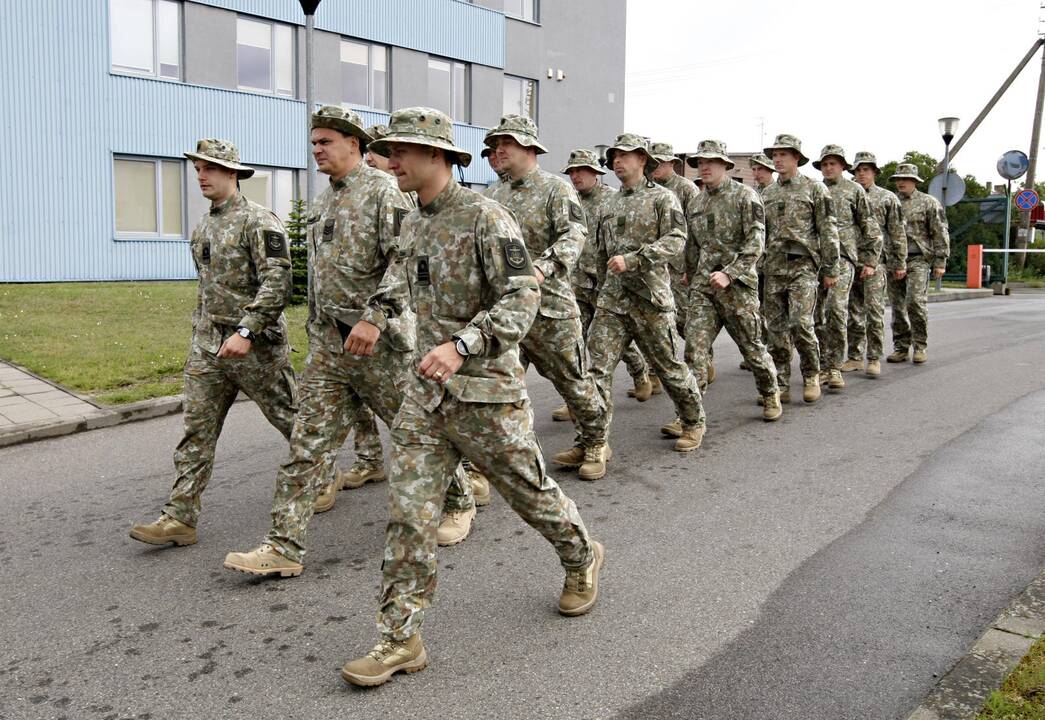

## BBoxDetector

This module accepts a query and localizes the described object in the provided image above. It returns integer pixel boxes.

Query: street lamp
[298,0,322,205]
[938,116,959,204]
[594,143,609,168]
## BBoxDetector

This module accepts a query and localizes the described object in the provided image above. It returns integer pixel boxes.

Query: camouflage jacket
[865,184,908,272]
[595,181,686,313]
[824,176,883,268]
[655,172,700,272]
[898,189,950,270]
[308,161,414,351]
[762,174,840,277]
[685,178,765,291]
[573,182,618,290]
[373,179,540,410]
[190,192,291,353]
[488,165,587,319]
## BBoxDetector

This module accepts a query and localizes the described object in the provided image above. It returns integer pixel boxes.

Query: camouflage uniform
[888,164,950,354]
[848,152,907,363]
[163,140,297,527]
[761,135,840,388]
[813,146,882,372]
[750,154,776,344]
[651,142,700,336]
[683,140,776,396]
[367,108,594,640]
[262,107,419,563]
[587,134,706,440]
[486,116,607,452]
[563,149,648,384]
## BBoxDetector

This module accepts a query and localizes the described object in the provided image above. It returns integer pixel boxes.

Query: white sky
[624,0,1045,186]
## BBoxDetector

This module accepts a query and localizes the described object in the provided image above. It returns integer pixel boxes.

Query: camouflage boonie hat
[311,105,372,146]
[685,139,735,170]
[606,133,658,175]
[561,148,606,175]
[763,133,809,166]
[365,124,389,141]
[480,146,493,159]
[890,162,923,183]
[368,106,472,167]
[812,144,850,171]
[484,114,548,154]
[649,141,683,169]
[849,151,880,174]
[184,139,255,178]
[749,153,775,172]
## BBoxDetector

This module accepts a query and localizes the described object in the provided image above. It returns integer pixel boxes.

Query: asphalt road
[3,296,1044,720]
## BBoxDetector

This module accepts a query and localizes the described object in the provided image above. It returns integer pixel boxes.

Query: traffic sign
[1015,189,1040,211]
[929,171,966,206]
[998,150,1029,180]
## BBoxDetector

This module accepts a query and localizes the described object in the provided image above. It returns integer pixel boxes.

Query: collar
[209,192,241,216]
[824,177,839,186]
[705,178,730,195]
[330,160,366,191]
[420,177,461,216]
[510,164,541,190]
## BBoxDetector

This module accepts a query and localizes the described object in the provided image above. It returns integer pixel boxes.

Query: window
[503,75,537,121]
[428,58,469,123]
[109,0,181,79]
[240,168,297,223]
[237,17,294,96]
[341,40,388,111]
[114,157,183,237]
[503,0,538,22]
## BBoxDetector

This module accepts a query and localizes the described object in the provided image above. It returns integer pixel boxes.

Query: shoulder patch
[394,207,407,237]
[823,197,834,217]
[263,229,289,259]
[672,209,686,229]
[752,203,765,224]
[502,238,533,277]
[569,201,584,224]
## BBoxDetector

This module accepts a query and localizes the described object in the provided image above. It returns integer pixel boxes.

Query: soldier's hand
[893,269,908,280]
[345,320,380,357]
[822,275,838,289]
[860,265,876,280]
[709,271,731,290]
[534,268,546,284]
[932,267,945,279]
[607,255,628,275]
[419,342,465,384]
[217,334,252,358]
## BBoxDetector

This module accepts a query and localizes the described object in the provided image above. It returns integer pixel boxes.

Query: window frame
[238,167,299,225]
[109,0,182,81]
[427,56,471,124]
[339,38,389,111]
[112,155,186,241]
[503,0,539,23]
[236,16,296,97]
[503,73,538,123]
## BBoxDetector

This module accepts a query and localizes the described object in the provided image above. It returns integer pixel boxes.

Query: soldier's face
[567,167,599,193]
[853,165,877,188]
[193,161,237,202]
[651,160,674,181]
[367,151,391,174]
[485,153,502,172]
[494,136,531,174]
[387,142,440,192]
[612,150,644,185]
[752,166,774,186]
[895,178,916,194]
[819,157,845,181]
[311,128,359,178]
[771,149,799,175]
[697,158,728,188]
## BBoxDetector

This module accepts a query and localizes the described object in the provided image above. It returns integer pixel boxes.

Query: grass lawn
[977,634,1045,718]
[0,282,308,405]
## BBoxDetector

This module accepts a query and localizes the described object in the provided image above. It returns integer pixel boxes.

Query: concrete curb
[0,395,185,448]
[928,289,994,303]
[906,569,1045,719]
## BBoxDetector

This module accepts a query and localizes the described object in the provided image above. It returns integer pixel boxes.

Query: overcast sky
[624,0,1044,186]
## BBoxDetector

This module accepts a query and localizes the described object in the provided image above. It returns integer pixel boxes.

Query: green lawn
[977,634,1045,719]
[0,282,308,405]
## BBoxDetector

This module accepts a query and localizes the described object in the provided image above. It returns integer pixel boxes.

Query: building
[0,0,626,282]
[679,151,762,188]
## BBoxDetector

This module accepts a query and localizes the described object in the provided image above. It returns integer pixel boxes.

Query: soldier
[844,151,907,377]
[339,107,602,687]
[585,133,707,451]
[553,148,652,424]
[486,115,610,480]
[812,145,882,391]
[741,153,776,373]
[365,123,391,173]
[129,139,297,549]
[481,131,509,195]
[650,142,700,335]
[683,140,780,421]
[887,163,949,364]
[761,134,840,404]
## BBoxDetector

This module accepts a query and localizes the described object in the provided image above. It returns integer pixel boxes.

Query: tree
[285,198,309,305]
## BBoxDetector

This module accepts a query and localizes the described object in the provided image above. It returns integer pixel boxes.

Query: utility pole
[298,0,321,207]
[1015,32,1045,270]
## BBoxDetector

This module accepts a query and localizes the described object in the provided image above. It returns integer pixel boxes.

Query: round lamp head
[938,116,960,144]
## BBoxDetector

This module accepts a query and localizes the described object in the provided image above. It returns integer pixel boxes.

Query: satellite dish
[997,150,1029,180]
[929,171,965,206]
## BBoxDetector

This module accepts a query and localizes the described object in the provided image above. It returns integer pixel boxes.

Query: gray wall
[390,46,429,110]
[471,64,503,128]
[297,27,343,104]
[183,2,237,89]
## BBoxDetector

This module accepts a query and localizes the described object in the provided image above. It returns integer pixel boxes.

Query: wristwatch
[454,338,470,357]
[235,326,255,342]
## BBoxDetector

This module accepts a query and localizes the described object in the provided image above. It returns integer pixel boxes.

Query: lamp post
[594,143,609,168]
[298,0,322,205]
[937,116,959,290]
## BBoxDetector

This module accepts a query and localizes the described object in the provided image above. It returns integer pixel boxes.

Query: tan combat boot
[631,376,653,402]
[841,358,862,372]
[650,376,664,395]
[436,506,475,547]
[762,392,782,422]
[578,445,608,481]
[674,426,705,453]
[314,483,336,514]
[803,375,821,403]
[818,369,829,386]
[337,461,386,490]
[827,369,845,390]
[707,362,716,384]
[660,417,683,438]
[223,544,303,578]
[341,634,428,687]
[559,541,605,616]
[626,374,650,399]
[467,468,491,507]
[129,514,197,547]
[552,445,585,468]
[912,348,927,364]
[551,403,572,422]
[866,359,881,377]
[887,349,909,363]
[779,383,791,404]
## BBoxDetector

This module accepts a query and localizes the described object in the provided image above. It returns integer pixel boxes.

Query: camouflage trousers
[587,301,706,443]
[888,256,932,352]
[764,258,821,386]
[378,395,592,640]
[575,285,647,382]
[164,333,297,527]
[520,314,607,448]
[669,267,689,336]
[815,258,855,372]
[847,264,887,361]
[685,283,777,396]
[347,406,383,467]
